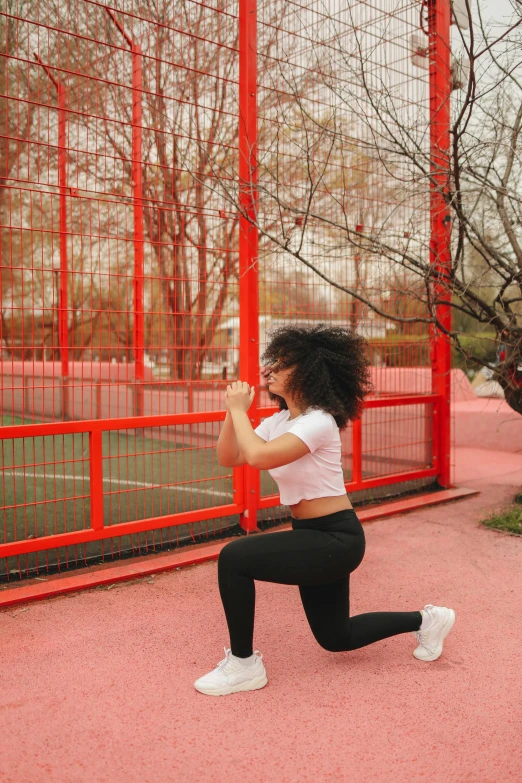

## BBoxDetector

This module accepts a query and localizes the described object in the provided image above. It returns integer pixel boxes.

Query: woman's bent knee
[218,538,249,569]
[313,631,351,653]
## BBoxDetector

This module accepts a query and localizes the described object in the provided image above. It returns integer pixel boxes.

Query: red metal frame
[0,0,454,575]
[34,54,70,416]
[352,417,363,486]
[238,0,260,532]
[0,393,440,559]
[428,0,452,488]
[105,8,145,417]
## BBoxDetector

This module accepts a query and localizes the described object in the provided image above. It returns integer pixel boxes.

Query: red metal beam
[344,467,439,492]
[0,502,241,559]
[104,7,134,48]
[0,393,441,440]
[132,43,145,416]
[352,417,363,485]
[104,9,145,416]
[0,396,443,559]
[33,54,69,406]
[429,0,452,487]
[363,393,439,409]
[89,429,104,531]
[238,0,260,533]
[57,83,69,393]
[0,410,227,440]
[257,394,439,418]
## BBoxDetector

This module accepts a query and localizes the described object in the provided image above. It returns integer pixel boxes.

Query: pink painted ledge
[0,486,478,609]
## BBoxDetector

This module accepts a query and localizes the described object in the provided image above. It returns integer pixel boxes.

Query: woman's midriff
[289,494,353,520]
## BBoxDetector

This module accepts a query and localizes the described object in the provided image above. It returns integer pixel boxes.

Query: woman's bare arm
[216,411,248,467]
[229,409,308,469]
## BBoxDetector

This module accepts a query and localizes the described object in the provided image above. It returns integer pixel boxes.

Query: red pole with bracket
[34,54,69,414]
[428,0,452,488]
[105,10,145,416]
[57,83,69,407]
[132,43,145,416]
[238,0,260,532]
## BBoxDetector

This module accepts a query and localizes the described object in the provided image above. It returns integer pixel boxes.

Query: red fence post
[132,43,145,417]
[238,0,260,532]
[57,84,69,383]
[352,418,363,486]
[428,0,452,488]
[89,428,104,530]
[104,10,145,417]
[34,55,69,415]
[57,83,69,418]
[96,379,102,420]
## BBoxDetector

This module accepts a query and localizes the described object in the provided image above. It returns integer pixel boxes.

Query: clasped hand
[225,380,255,413]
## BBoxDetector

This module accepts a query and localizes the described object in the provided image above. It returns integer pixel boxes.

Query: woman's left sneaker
[413,604,456,661]
[194,648,267,696]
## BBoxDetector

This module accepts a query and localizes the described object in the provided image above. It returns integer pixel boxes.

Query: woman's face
[263,362,294,398]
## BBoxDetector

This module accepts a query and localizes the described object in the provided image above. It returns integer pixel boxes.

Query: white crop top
[254,407,347,505]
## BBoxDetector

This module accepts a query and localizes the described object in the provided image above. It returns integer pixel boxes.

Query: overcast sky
[451,0,520,74]
[480,0,518,24]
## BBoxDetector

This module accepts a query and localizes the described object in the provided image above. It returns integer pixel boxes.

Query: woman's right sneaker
[413,604,456,661]
[194,648,267,696]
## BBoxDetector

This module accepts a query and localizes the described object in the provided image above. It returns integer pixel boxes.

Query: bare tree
[210,0,522,411]
[74,0,283,380]
[4,0,521,399]
[0,1,38,351]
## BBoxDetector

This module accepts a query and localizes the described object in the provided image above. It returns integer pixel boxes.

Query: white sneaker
[194,648,268,696]
[413,604,456,661]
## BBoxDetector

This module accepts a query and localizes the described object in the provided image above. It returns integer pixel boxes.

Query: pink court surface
[1,443,522,782]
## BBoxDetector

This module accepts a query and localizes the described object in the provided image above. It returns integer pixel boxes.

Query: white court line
[3,471,230,499]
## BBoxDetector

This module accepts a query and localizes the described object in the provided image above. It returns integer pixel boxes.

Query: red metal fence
[0,0,452,579]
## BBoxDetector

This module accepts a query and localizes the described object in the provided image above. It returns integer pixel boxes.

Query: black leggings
[218,509,422,658]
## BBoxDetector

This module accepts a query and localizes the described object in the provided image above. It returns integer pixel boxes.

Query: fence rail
[0,393,440,559]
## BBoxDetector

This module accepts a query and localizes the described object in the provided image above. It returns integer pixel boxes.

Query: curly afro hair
[261,323,373,430]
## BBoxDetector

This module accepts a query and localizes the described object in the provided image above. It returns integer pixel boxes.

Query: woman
[194,324,455,696]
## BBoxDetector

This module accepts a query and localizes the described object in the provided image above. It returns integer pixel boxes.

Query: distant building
[201,315,395,378]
